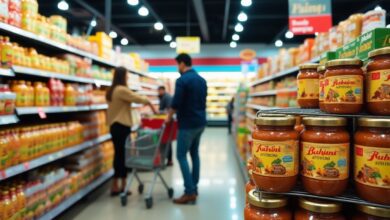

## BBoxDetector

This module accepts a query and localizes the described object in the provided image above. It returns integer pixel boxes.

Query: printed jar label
[367,69,390,102]
[319,78,325,102]
[324,75,363,104]
[301,142,349,180]
[252,140,298,177]
[355,145,390,189]
[298,79,319,100]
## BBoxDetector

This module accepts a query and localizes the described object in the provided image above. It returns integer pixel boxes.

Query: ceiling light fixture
[285,31,294,39]
[138,6,149,16]
[237,12,248,22]
[164,34,172,42]
[121,38,129,45]
[374,5,382,11]
[232,34,240,41]
[241,0,252,7]
[90,19,97,27]
[315,32,319,36]
[230,42,237,48]
[58,0,69,11]
[109,31,118,38]
[154,22,163,31]
[127,0,139,6]
[234,23,244,32]
[170,41,177,48]
[275,40,283,47]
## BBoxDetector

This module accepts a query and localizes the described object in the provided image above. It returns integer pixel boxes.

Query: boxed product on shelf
[88,32,113,60]
[0,84,16,115]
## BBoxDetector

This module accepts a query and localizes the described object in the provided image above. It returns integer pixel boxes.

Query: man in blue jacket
[166,53,207,205]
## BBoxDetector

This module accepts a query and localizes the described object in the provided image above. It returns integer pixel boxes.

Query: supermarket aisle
[60,128,245,220]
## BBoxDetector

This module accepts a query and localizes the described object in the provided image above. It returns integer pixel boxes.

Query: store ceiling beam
[72,0,139,45]
[221,0,230,40]
[140,0,173,35]
[191,0,210,42]
[104,0,111,33]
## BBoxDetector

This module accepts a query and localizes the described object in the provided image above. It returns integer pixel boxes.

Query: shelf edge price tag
[37,107,47,119]
[23,162,30,170]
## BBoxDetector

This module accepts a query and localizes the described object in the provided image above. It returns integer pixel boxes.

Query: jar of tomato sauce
[246,170,256,203]
[297,63,320,108]
[324,58,364,114]
[354,118,390,205]
[301,117,350,196]
[295,198,345,220]
[353,205,390,220]
[252,116,298,192]
[244,190,292,220]
[318,65,326,111]
[366,47,390,115]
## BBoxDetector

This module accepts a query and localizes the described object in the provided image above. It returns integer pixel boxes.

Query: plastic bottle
[34,82,45,106]
[10,187,19,220]
[26,81,34,106]
[16,185,26,220]
[15,81,28,107]
[1,37,13,68]
[2,190,13,220]
[43,83,50,106]
[65,83,76,106]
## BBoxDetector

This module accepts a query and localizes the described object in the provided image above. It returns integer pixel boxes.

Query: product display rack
[0,114,19,126]
[207,81,238,125]
[0,68,15,77]
[248,87,297,97]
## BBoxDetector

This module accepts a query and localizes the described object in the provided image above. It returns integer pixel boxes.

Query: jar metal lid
[325,58,363,68]
[255,116,296,126]
[357,205,390,218]
[302,117,347,127]
[299,198,342,213]
[299,63,319,70]
[317,65,326,72]
[369,47,390,58]
[358,118,390,128]
[247,189,288,208]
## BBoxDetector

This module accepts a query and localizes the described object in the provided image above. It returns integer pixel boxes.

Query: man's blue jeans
[176,126,205,195]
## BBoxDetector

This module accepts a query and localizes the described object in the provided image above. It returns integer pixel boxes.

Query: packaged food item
[14,80,28,107]
[245,170,255,204]
[366,47,390,115]
[1,36,13,68]
[318,65,326,111]
[324,58,364,114]
[336,21,347,49]
[354,118,390,205]
[357,28,390,60]
[295,198,345,220]
[0,0,9,23]
[344,14,363,45]
[8,0,21,27]
[252,116,298,192]
[329,26,338,51]
[301,117,349,196]
[244,190,291,220]
[362,9,386,34]
[297,63,319,108]
[353,205,390,220]
[65,83,76,106]
[21,0,37,17]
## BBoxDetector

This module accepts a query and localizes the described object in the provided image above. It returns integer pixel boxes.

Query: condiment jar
[366,47,390,115]
[354,118,390,205]
[244,190,292,220]
[297,63,320,108]
[301,117,350,196]
[324,58,364,114]
[252,116,298,192]
[353,205,390,220]
[318,65,326,112]
[294,198,345,220]
[246,170,256,204]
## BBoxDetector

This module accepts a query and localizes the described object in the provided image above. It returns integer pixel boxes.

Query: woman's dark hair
[106,66,128,102]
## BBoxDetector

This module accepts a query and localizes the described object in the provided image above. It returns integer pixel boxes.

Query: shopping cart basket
[120,119,177,209]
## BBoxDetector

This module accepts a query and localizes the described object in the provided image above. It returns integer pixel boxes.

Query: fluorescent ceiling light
[58,0,69,11]
[127,0,139,6]
[375,5,382,11]
[234,23,244,32]
[170,41,177,48]
[275,40,283,47]
[237,12,248,22]
[164,34,172,42]
[230,42,237,48]
[241,0,252,7]
[154,22,163,31]
[109,31,118,38]
[285,31,294,39]
[90,19,97,27]
[232,34,240,41]
[121,38,129,45]
[138,6,149,16]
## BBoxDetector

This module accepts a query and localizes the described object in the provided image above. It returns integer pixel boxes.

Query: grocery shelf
[246,112,256,120]
[0,134,112,181]
[246,103,278,111]
[93,79,112,87]
[207,96,231,100]
[38,169,114,220]
[89,104,108,110]
[231,135,249,183]
[248,87,297,97]
[129,85,141,91]
[0,68,14,77]
[139,90,158,96]
[139,82,160,89]
[16,106,91,115]
[0,115,19,125]
[259,107,390,119]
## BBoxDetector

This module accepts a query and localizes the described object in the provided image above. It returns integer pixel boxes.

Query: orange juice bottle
[34,82,45,107]
[15,81,28,107]
[64,84,75,106]
[1,37,13,68]
[19,128,28,162]
[16,185,26,220]
[2,190,13,220]
[10,129,21,165]
[10,187,19,220]
[26,81,34,106]
[42,83,50,106]
[0,131,7,170]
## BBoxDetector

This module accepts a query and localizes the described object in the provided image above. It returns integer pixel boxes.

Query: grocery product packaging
[357,28,390,60]
[337,38,359,59]
[362,9,386,34]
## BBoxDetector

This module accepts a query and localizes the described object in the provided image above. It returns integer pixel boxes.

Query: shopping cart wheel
[168,188,174,198]
[138,184,144,194]
[145,197,153,209]
[120,194,128,207]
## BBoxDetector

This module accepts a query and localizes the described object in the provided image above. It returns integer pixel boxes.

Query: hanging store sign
[176,37,201,54]
[288,0,332,35]
[240,49,257,61]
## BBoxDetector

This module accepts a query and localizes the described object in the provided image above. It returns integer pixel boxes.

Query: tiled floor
[59,128,245,220]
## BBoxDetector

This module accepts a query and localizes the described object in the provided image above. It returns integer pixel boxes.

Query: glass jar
[354,118,390,205]
[318,65,326,111]
[353,205,390,220]
[244,190,292,220]
[252,116,298,193]
[246,170,256,204]
[297,63,320,108]
[324,58,364,114]
[366,47,390,115]
[301,117,350,196]
[294,198,345,220]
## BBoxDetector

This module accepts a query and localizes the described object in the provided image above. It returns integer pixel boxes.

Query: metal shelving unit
[248,87,297,97]
[246,103,278,111]
[0,134,111,181]
[0,68,14,77]
[38,169,114,220]
[16,106,91,115]
[0,115,19,125]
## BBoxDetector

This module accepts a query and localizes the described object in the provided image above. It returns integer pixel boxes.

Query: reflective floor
[59,128,246,220]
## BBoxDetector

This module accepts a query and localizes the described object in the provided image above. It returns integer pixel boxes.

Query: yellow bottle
[15,81,28,107]
[34,82,45,106]
[26,81,34,106]
[1,37,13,68]
[64,84,76,106]
[1,191,13,220]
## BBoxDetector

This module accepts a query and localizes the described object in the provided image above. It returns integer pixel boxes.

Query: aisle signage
[240,49,257,61]
[288,0,332,35]
[176,37,201,54]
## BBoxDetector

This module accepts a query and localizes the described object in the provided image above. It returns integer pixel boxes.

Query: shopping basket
[120,119,177,209]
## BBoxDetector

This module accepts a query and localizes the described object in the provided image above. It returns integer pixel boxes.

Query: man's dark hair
[175,53,192,66]
[158,86,166,90]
